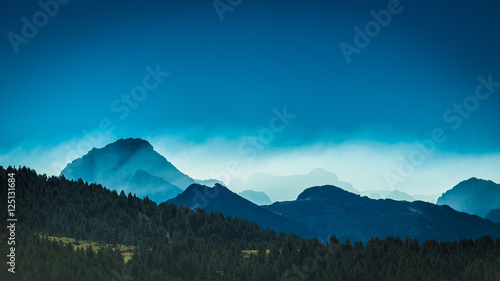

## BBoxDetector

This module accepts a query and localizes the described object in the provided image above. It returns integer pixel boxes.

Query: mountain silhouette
[230,168,359,202]
[486,209,500,224]
[385,190,416,201]
[167,184,320,239]
[263,185,500,243]
[361,189,438,203]
[238,190,272,205]
[128,169,183,202]
[61,138,195,201]
[437,178,500,217]
[59,138,500,244]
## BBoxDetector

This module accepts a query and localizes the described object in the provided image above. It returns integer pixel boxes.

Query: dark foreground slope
[264,185,500,243]
[0,166,288,247]
[1,166,500,281]
[167,184,320,239]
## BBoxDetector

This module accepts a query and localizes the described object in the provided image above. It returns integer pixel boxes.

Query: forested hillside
[1,166,500,280]
[0,166,287,248]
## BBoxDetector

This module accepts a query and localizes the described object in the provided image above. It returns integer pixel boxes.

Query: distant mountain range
[128,169,183,203]
[168,183,500,243]
[487,209,500,224]
[384,190,415,201]
[195,178,225,187]
[262,185,500,243]
[238,190,272,205]
[360,190,440,203]
[61,138,358,204]
[60,138,500,243]
[61,138,195,202]
[230,168,359,202]
[437,177,500,217]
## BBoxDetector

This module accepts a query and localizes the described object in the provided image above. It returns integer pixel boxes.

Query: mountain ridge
[437,177,500,217]
[230,168,359,202]
[128,169,183,202]
[238,190,272,205]
[264,185,500,243]
[167,183,321,239]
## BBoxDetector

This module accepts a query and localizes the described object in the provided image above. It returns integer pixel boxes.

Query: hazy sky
[1,0,499,194]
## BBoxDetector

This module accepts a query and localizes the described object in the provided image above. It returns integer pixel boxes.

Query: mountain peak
[462,177,495,185]
[385,190,415,202]
[168,184,320,239]
[297,185,359,201]
[184,183,227,195]
[437,177,500,217]
[111,137,154,150]
[447,177,498,194]
[82,138,154,162]
[307,168,336,178]
[238,190,272,205]
[60,138,195,202]
[229,169,359,202]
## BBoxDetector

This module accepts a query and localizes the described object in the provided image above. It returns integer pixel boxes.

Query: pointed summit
[61,138,195,202]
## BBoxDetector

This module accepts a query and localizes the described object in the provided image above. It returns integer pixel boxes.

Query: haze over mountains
[128,169,183,203]
[229,168,359,202]
[360,190,440,203]
[59,138,500,244]
[61,138,360,204]
[238,190,272,205]
[363,190,416,201]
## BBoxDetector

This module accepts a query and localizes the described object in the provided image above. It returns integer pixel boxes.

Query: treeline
[0,166,293,249]
[1,232,500,280]
[129,235,500,281]
[0,232,124,281]
[1,166,500,280]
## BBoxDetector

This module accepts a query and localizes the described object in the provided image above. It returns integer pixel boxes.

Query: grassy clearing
[37,234,135,263]
[38,234,270,262]
[241,249,270,259]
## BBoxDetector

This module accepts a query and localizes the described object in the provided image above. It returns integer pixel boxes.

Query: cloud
[1,134,499,196]
[0,134,116,176]
[149,136,500,195]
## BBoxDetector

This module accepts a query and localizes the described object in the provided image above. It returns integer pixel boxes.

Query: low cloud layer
[1,134,499,197]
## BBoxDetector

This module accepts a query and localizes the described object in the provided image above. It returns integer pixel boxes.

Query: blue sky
[1,0,499,194]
